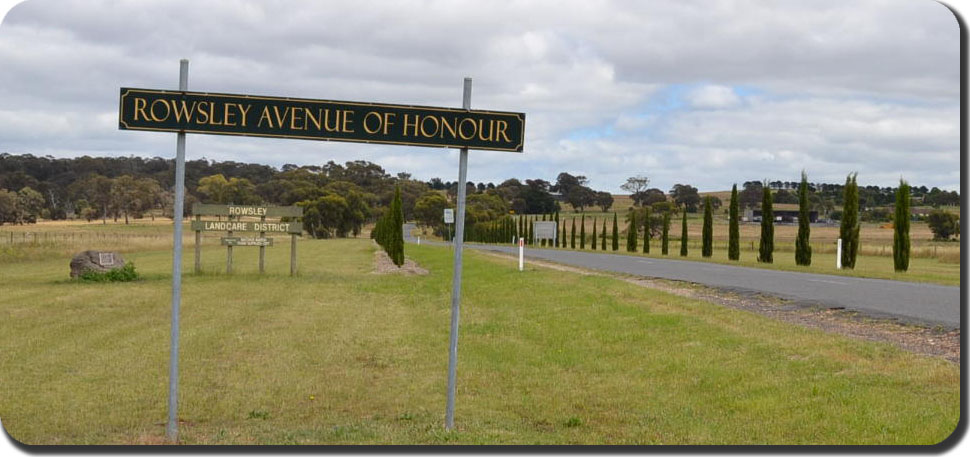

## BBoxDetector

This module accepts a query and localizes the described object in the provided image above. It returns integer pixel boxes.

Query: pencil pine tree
[728,184,740,261]
[840,173,861,269]
[591,217,597,250]
[662,210,670,255]
[601,218,607,250]
[540,214,547,246]
[561,217,567,247]
[388,186,405,266]
[580,215,586,249]
[571,217,576,248]
[758,184,774,263]
[626,210,638,252]
[643,206,651,253]
[611,212,619,251]
[795,171,812,266]
[554,211,561,247]
[680,209,688,257]
[702,197,713,257]
[527,216,534,245]
[894,179,910,272]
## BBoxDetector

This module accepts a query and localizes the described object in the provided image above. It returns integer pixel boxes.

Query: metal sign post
[166,58,188,443]
[445,77,472,430]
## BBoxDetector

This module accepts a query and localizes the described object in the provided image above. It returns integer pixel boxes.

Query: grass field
[0,236,959,445]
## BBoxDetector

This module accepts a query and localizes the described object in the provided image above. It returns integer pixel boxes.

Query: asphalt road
[404,224,961,329]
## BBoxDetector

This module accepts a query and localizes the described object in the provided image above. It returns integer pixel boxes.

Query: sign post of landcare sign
[120,60,525,441]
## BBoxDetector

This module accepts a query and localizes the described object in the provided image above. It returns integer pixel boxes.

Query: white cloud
[0,0,960,193]
[685,85,741,109]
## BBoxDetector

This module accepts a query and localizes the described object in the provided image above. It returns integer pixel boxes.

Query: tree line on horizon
[0,154,960,247]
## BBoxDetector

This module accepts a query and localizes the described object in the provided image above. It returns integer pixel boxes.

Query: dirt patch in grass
[485,252,960,364]
[372,249,429,275]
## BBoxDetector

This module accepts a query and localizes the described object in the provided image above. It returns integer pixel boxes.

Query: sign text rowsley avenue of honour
[120,88,525,152]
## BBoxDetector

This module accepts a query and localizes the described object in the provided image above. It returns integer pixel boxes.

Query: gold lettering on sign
[237,104,251,127]
[363,111,381,134]
[170,99,195,123]
[477,119,494,141]
[290,106,304,130]
[133,98,149,121]
[382,112,396,135]
[495,120,511,142]
[273,106,290,128]
[209,102,226,125]
[224,103,237,127]
[341,110,355,133]
[306,108,322,130]
[150,99,171,122]
[420,115,439,138]
[196,101,210,124]
[440,116,458,139]
[402,114,419,137]
[324,109,340,132]
[458,118,476,140]
[257,106,273,128]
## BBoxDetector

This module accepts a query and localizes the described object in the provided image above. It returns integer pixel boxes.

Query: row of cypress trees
[724,171,910,272]
[371,186,405,266]
[457,171,912,273]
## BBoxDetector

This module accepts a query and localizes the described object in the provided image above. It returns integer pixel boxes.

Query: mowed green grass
[0,239,959,445]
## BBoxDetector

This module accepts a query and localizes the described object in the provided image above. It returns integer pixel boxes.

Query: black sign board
[119,88,525,152]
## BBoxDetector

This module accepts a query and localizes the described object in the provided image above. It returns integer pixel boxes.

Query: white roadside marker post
[837,238,842,269]
[518,237,524,271]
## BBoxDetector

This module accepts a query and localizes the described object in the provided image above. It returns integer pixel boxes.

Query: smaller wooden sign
[221,237,274,247]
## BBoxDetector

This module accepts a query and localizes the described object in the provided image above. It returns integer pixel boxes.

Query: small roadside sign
[443,208,455,224]
[221,237,274,247]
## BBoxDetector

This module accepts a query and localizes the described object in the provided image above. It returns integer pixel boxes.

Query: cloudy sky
[0,0,962,193]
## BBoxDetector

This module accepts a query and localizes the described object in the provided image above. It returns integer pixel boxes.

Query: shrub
[927,209,959,240]
[79,262,139,282]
